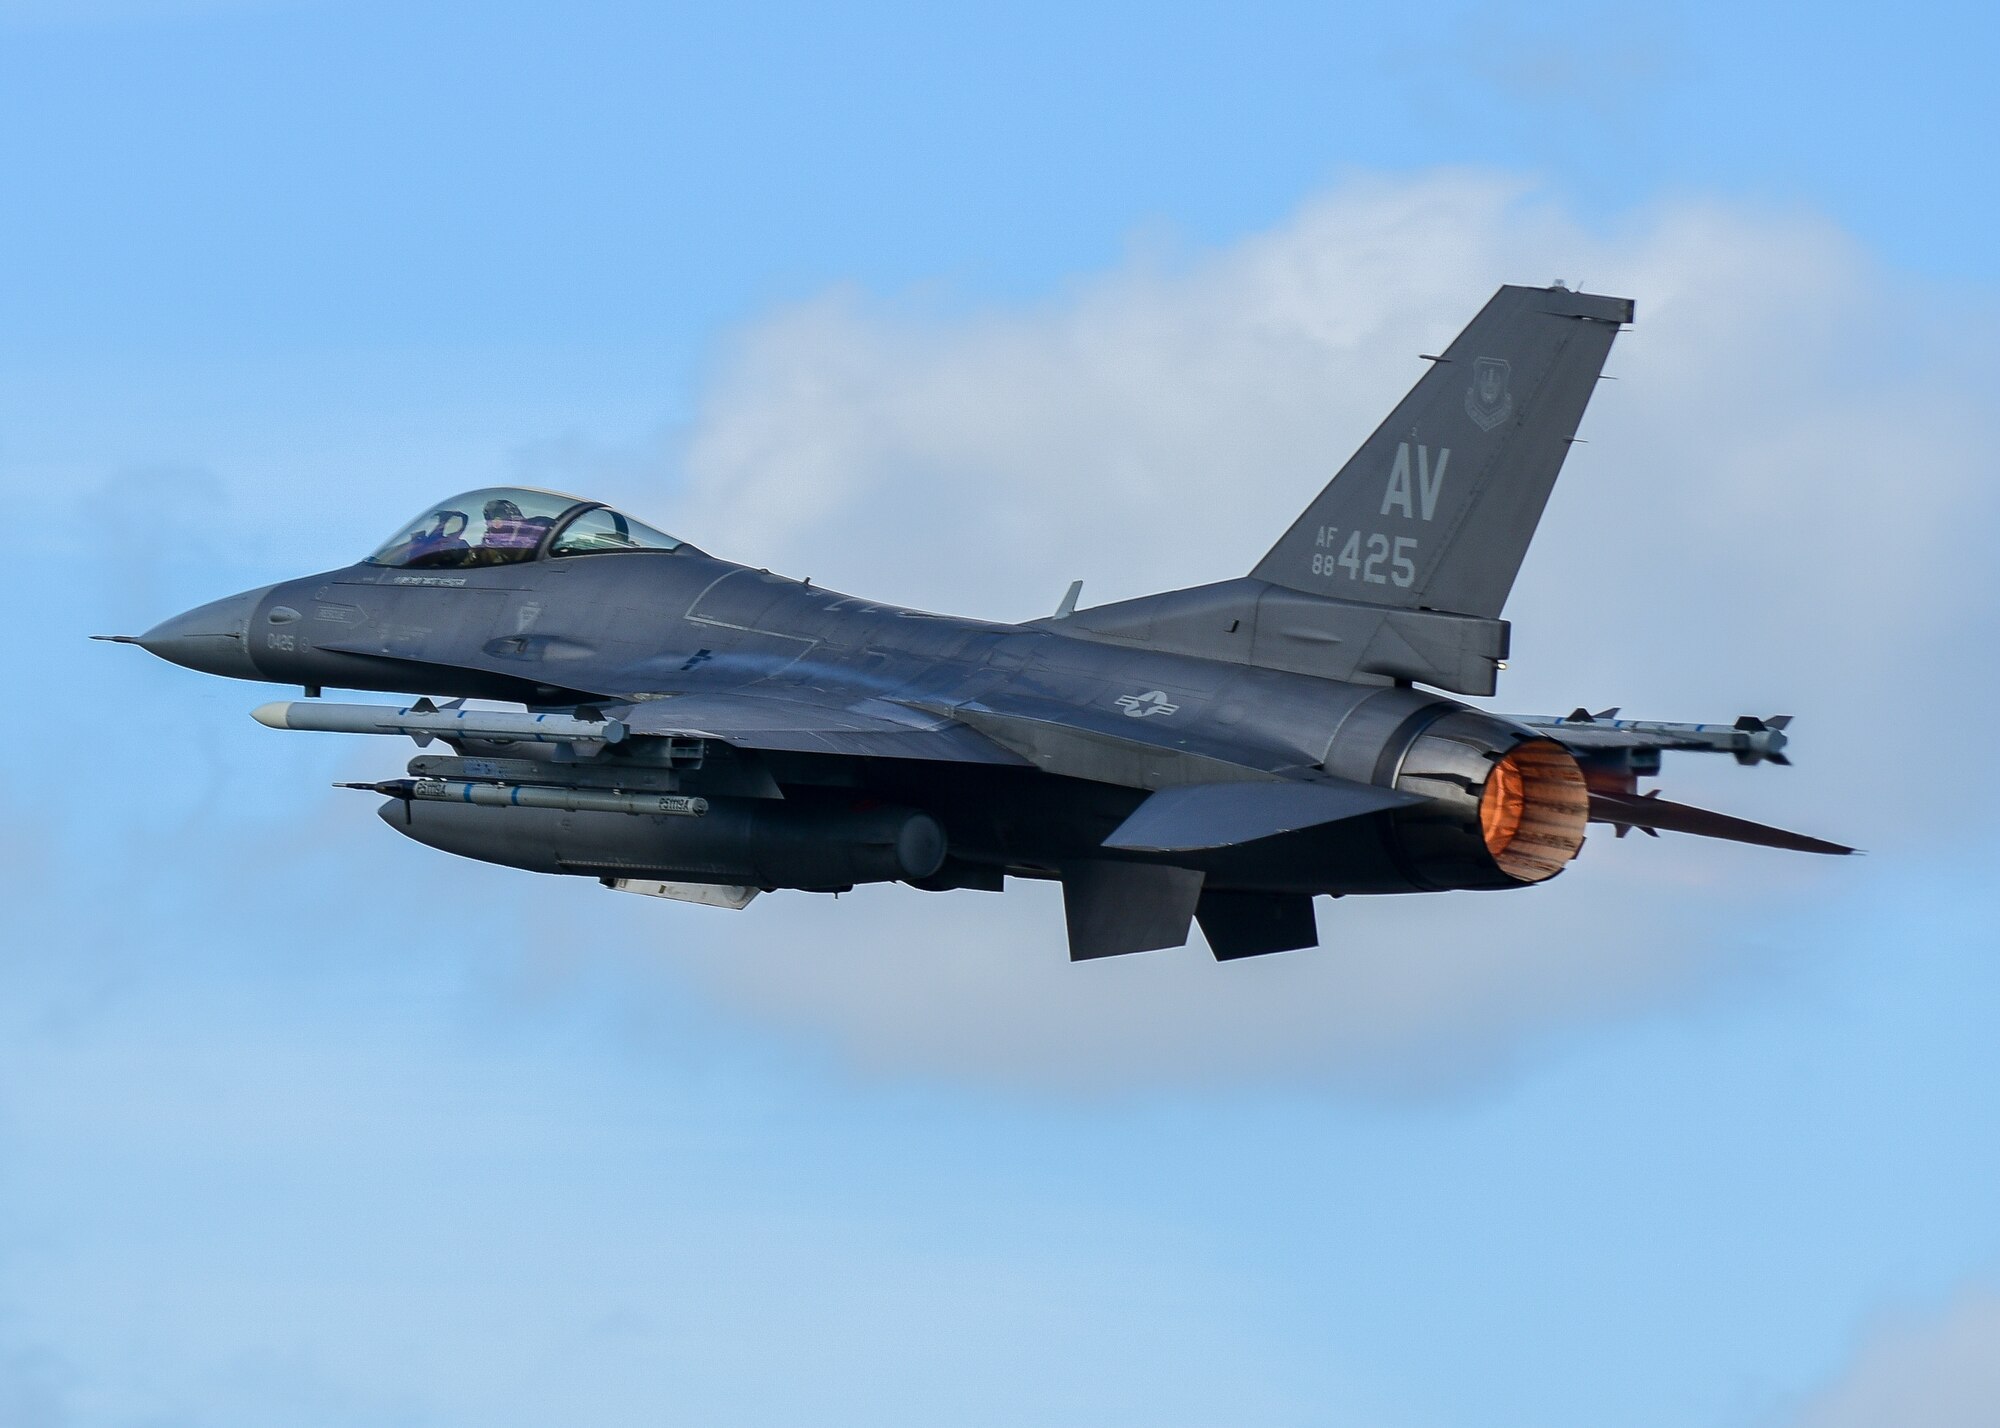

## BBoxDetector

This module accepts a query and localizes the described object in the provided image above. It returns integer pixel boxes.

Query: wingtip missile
[1732,715,1791,766]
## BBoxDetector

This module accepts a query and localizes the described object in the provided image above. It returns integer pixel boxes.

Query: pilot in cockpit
[474,497,550,564]
[366,488,691,571]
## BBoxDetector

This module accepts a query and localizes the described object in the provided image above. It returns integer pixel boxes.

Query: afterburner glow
[1480,740,1588,882]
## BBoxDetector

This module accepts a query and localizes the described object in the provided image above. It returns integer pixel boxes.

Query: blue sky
[4,3,1998,1425]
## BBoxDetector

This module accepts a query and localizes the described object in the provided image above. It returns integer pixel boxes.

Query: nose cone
[137,585,272,679]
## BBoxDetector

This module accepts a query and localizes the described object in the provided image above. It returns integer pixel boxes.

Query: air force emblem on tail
[1465,355,1514,431]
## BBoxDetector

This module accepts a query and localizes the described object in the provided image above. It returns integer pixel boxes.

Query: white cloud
[1791,1289,2000,1428]
[516,171,2000,1088]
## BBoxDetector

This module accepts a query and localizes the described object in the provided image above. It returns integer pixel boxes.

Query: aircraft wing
[612,692,1030,764]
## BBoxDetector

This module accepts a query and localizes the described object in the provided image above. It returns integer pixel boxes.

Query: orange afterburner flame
[1478,740,1589,882]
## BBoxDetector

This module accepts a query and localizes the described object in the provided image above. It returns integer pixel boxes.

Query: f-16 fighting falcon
[101,284,1852,960]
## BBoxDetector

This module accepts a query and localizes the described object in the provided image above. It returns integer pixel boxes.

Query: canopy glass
[366,488,684,569]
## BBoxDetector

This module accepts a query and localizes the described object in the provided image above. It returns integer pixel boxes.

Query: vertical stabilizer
[1252,285,1632,619]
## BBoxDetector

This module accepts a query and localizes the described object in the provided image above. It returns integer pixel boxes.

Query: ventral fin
[1061,862,1204,959]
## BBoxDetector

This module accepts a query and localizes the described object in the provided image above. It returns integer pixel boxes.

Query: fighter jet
[102,284,1851,960]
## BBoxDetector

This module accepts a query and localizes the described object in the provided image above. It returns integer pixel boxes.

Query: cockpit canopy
[365,488,687,569]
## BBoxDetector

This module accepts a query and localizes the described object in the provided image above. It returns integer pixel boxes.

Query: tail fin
[1252,284,1632,619]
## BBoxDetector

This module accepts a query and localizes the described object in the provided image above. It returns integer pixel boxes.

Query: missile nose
[135,585,272,680]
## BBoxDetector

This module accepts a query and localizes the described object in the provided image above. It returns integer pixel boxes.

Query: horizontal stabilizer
[1588,791,1854,855]
[1102,778,1421,852]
